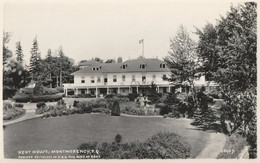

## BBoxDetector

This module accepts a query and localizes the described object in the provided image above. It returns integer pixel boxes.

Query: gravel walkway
[196,132,227,158]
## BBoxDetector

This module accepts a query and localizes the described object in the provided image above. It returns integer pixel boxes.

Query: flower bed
[3,101,26,121]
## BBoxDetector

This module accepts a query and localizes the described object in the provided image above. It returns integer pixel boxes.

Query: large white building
[63,57,218,97]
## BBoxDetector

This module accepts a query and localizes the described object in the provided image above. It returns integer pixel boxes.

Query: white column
[168,86,171,93]
[96,87,98,98]
[65,88,68,96]
[118,87,120,94]
[107,87,109,94]
[129,86,131,93]
[136,86,139,93]
[75,88,78,95]
[86,88,89,94]
[157,86,160,93]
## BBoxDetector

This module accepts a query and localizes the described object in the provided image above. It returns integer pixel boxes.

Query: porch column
[75,88,78,95]
[96,87,98,98]
[168,86,171,93]
[118,87,120,94]
[107,87,109,94]
[157,86,160,93]
[129,86,131,93]
[65,88,68,96]
[136,86,139,93]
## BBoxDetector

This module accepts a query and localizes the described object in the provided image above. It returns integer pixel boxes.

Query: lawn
[4,114,210,158]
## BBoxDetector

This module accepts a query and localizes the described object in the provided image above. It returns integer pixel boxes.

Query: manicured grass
[4,114,210,158]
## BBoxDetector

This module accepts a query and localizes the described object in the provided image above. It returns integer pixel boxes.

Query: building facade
[63,58,172,97]
[63,57,218,97]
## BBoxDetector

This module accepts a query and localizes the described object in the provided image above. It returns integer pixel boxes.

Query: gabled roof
[72,58,170,75]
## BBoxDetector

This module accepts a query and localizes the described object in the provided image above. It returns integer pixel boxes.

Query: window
[122,75,126,82]
[140,64,146,69]
[96,68,99,71]
[91,76,95,83]
[97,76,101,83]
[132,75,135,82]
[93,67,96,71]
[162,74,167,81]
[152,75,156,81]
[113,75,117,82]
[142,75,146,82]
[104,78,108,83]
[160,63,166,68]
[122,64,127,69]
[81,77,85,83]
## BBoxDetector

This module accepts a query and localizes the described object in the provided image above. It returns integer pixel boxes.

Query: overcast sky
[3,0,242,65]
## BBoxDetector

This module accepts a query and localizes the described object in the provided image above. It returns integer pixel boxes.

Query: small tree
[111,101,120,116]
[15,41,24,62]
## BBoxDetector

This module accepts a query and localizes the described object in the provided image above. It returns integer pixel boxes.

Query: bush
[128,93,138,102]
[57,99,66,106]
[3,101,13,110]
[111,101,120,116]
[121,106,146,115]
[13,93,31,103]
[79,101,92,113]
[36,102,46,109]
[3,87,17,100]
[92,108,110,114]
[3,107,25,120]
[14,103,24,108]
[56,87,64,93]
[73,100,79,107]
[31,94,62,102]
[78,132,191,159]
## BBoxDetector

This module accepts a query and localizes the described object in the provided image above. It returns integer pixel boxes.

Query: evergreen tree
[3,32,12,66]
[164,25,200,105]
[29,36,41,80]
[15,41,24,62]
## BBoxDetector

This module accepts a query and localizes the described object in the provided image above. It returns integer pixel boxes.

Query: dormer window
[122,64,127,69]
[140,64,147,69]
[160,63,166,68]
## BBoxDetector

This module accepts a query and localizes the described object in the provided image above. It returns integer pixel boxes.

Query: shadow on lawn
[187,121,224,133]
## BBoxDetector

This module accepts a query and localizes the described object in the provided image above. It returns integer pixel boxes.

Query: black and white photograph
[1,0,257,160]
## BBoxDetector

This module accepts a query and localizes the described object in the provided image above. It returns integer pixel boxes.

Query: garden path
[196,132,227,158]
[3,102,56,126]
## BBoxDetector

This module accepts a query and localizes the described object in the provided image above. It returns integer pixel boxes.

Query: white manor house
[63,57,217,97]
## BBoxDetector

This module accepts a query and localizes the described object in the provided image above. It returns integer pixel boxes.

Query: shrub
[13,93,31,103]
[73,100,80,107]
[78,132,191,159]
[111,101,120,116]
[121,106,145,116]
[79,101,92,113]
[3,101,13,110]
[36,102,46,109]
[3,107,25,120]
[128,93,138,102]
[56,87,64,93]
[144,132,191,158]
[14,103,24,108]
[3,87,17,100]
[57,99,66,106]
[31,94,62,102]
[92,108,110,114]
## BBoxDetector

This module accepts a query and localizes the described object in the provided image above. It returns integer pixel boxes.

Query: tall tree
[196,2,257,158]
[29,36,41,80]
[3,32,12,65]
[164,25,199,100]
[15,41,24,62]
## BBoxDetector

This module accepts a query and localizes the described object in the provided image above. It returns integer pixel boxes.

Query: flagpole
[142,39,144,58]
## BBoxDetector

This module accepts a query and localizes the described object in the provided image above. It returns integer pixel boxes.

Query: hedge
[13,93,62,103]
[31,94,62,102]
[78,132,191,159]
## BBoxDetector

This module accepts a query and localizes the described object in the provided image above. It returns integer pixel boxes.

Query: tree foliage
[196,2,257,158]
[15,41,24,62]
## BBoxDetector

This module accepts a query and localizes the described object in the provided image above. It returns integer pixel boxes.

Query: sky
[3,0,243,65]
